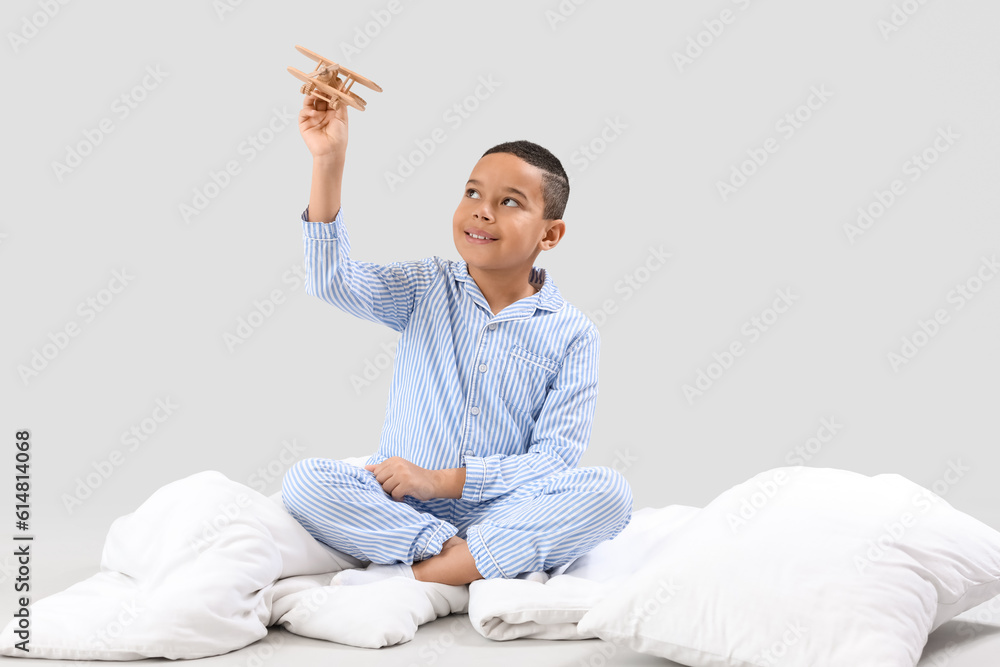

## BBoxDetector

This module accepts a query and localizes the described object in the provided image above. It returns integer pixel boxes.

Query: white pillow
[577,466,1000,667]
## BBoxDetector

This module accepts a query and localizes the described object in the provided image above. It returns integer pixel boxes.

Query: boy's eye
[464,190,518,207]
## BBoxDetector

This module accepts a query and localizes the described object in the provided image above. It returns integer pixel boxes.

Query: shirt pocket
[498,344,561,419]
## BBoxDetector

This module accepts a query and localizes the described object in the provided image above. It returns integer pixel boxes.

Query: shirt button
[470,406,480,415]
[479,364,487,372]
[488,323,497,330]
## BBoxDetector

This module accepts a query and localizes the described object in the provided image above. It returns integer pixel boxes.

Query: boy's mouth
[465,229,497,244]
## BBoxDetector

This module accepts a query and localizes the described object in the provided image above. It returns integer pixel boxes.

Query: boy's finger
[302,94,328,113]
[327,101,348,128]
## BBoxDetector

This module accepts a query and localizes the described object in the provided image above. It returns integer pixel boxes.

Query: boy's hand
[365,457,440,501]
[298,92,348,160]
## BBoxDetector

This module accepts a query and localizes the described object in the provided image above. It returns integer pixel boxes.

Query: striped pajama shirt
[281,206,633,579]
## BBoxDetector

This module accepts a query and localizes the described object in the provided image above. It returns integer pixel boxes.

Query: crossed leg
[281,458,632,585]
[412,465,634,584]
[457,465,633,580]
[281,457,458,564]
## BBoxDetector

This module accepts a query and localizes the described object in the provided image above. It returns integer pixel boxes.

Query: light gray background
[2,0,999,664]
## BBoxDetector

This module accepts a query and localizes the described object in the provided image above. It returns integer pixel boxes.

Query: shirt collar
[450,259,564,315]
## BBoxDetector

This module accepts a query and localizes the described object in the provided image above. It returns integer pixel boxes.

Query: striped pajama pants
[280,457,633,580]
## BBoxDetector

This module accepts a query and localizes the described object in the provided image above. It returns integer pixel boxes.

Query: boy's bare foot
[411,536,484,586]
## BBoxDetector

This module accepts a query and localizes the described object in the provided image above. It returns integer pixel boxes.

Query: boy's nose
[474,207,492,221]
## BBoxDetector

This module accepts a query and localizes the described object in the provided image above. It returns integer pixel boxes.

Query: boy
[281,92,632,587]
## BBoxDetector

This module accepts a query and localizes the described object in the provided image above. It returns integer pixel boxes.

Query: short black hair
[482,140,569,220]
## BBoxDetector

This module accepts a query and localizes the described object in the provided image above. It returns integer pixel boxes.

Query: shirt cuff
[461,456,487,503]
[301,205,344,239]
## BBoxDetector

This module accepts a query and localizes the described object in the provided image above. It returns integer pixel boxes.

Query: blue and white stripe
[282,206,633,578]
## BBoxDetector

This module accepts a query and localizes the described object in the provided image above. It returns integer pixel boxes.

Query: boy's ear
[540,219,566,250]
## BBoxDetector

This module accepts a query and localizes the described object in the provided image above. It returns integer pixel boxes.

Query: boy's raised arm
[299,93,347,222]
[296,91,438,332]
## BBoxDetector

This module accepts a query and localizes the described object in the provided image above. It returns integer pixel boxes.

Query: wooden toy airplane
[287,45,383,111]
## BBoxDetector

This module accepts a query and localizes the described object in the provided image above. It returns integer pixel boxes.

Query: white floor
[5,528,1000,667]
[2,609,1000,667]
[3,559,1000,667]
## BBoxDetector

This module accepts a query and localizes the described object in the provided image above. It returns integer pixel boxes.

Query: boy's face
[452,152,563,276]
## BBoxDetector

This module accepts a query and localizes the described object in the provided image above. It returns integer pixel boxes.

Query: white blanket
[0,467,678,660]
